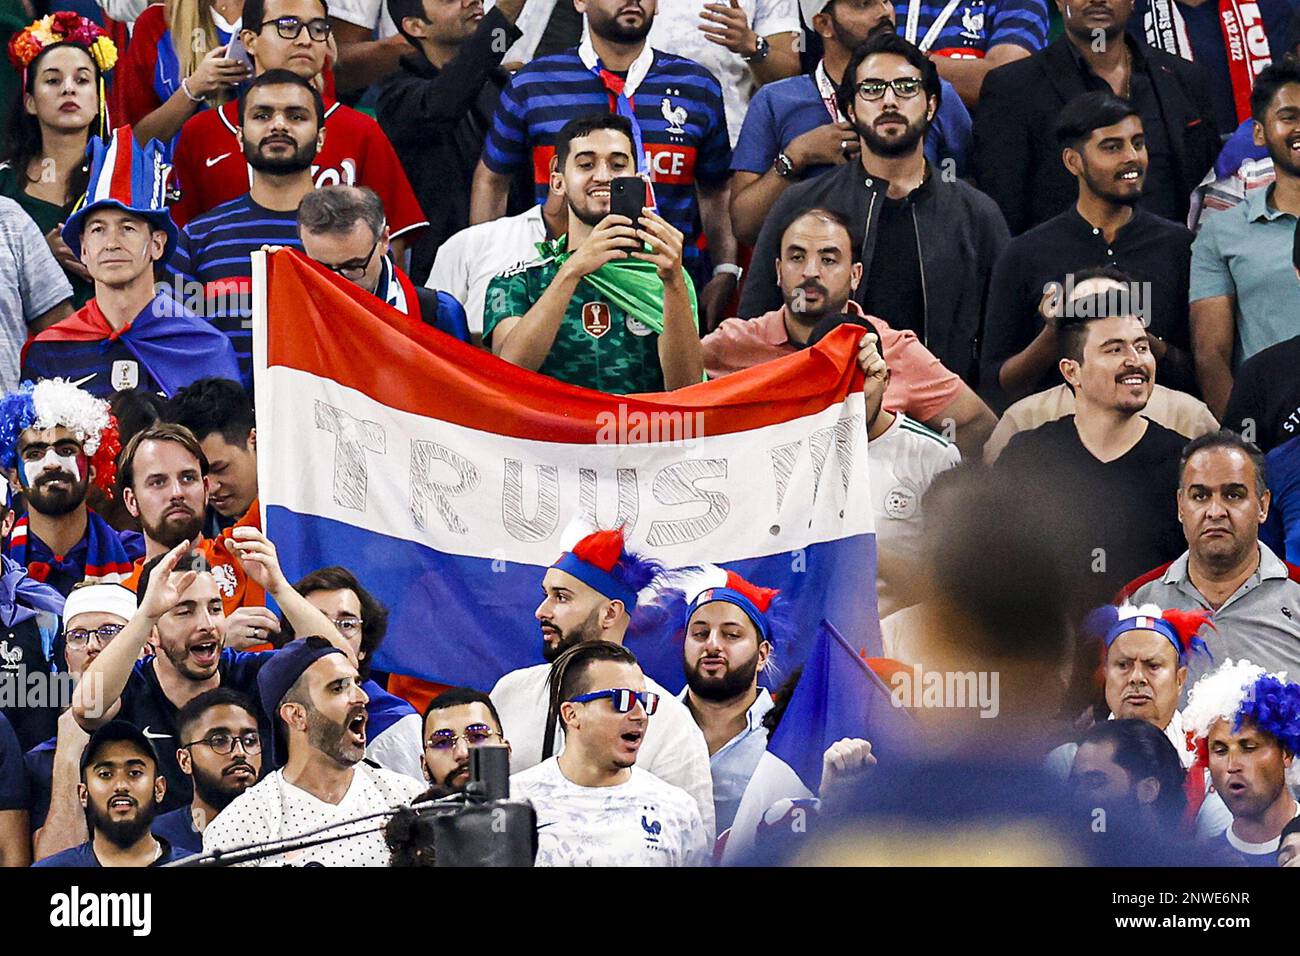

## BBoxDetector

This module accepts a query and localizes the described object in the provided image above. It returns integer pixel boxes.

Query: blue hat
[257,637,346,767]
[61,126,178,264]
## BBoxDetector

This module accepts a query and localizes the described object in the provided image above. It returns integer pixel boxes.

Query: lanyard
[905,0,966,51]
[814,60,843,122]
[591,64,646,172]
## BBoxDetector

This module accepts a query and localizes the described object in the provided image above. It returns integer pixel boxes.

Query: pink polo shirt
[702,304,963,423]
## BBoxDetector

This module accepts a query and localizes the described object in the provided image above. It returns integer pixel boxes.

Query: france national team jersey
[168,194,305,390]
[481,39,731,249]
[896,0,1050,58]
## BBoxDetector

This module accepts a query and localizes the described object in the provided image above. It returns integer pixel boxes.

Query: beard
[1264,132,1300,178]
[685,648,760,702]
[541,606,604,663]
[245,136,317,174]
[305,703,366,767]
[783,279,842,326]
[1081,163,1144,207]
[90,796,159,849]
[588,3,653,44]
[26,469,89,517]
[856,112,928,158]
[140,505,203,549]
[567,193,609,228]
[831,9,894,48]
[192,758,257,812]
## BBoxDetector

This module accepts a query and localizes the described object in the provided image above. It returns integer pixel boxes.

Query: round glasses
[182,731,263,755]
[856,77,923,101]
[65,624,126,649]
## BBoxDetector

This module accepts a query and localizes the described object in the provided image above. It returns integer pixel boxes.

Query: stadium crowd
[1,0,1300,868]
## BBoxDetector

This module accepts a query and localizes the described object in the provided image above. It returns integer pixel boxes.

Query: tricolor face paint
[20,446,83,490]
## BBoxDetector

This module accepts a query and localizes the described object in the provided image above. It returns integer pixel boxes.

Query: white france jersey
[512,757,710,866]
[491,662,716,839]
[869,414,961,619]
[200,764,425,867]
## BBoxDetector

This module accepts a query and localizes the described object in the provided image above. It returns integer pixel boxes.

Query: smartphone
[225,35,254,74]
[609,176,656,227]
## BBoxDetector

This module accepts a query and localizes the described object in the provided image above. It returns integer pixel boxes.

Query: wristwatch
[773,152,795,178]
[713,263,744,282]
[743,34,770,63]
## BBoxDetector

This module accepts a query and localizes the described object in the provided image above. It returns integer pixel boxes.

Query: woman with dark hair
[1,12,117,306]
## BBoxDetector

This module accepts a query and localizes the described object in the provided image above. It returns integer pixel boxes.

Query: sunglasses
[425,724,503,751]
[567,688,660,715]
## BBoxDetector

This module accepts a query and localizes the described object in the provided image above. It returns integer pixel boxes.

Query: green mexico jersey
[483,255,665,395]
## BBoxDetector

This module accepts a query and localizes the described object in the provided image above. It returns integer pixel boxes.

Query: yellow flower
[90,35,118,72]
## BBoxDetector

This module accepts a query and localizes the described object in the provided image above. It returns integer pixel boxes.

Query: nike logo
[205,153,232,167]
[70,373,96,388]
[141,726,172,740]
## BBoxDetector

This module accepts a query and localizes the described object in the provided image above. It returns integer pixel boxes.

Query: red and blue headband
[550,528,660,611]
[1094,605,1214,664]
[687,571,780,644]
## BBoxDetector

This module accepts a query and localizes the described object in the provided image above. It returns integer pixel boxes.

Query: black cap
[257,636,345,766]
[79,720,160,777]
[806,312,881,350]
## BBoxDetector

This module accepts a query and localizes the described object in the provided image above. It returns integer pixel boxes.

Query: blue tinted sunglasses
[567,688,660,715]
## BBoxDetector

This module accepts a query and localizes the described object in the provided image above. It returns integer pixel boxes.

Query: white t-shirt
[201,764,425,867]
[491,662,716,839]
[326,0,399,38]
[366,712,427,783]
[427,204,548,336]
[512,757,709,866]
[869,414,960,619]
[647,0,800,147]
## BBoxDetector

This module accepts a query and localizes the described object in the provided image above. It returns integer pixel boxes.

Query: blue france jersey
[896,0,1049,58]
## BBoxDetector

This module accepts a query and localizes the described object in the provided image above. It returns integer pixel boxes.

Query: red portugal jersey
[168,98,429,239]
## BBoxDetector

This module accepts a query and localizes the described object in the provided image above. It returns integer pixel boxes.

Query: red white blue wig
[1184,659,1300,755]
[0,379,120,496]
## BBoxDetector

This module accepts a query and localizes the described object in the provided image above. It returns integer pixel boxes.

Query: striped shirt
[898,0,1050,58]
[481,41,731,245]
[168,195,304,389]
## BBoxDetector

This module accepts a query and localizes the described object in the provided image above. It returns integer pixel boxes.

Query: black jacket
[972,37,1219,236]
[376,9,531,283]
[738,161,1010,385]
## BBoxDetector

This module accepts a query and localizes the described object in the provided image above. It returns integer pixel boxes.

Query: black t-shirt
[116,649,274,812]
[861,195,926,339]
[1222,335,1300,453]
[997,415,1187,606]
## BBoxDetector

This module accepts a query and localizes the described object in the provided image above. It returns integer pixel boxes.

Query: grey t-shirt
[0,197,72,391]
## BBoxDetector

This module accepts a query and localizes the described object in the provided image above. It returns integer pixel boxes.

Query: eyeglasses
[319,236,382,281]
[182,731,262,755]
[65,624,126,649]
[260,16,332,41]
[567,688,660,715]
[331,617,364,637]
[424,724,503,751]
[856,77,923,100]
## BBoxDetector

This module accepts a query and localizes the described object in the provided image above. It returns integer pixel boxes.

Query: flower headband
[8,12,118,75]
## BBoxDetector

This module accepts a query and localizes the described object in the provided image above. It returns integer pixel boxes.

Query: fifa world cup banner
[252,250,881,692]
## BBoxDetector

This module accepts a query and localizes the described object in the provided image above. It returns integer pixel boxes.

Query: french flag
[721,621,914,865]
[251,250,882,692]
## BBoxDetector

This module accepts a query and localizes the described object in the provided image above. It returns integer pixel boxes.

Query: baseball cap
[257,636,346,767]
[806,312,881,349]
[800,0,832,26]
[79,720,160,777]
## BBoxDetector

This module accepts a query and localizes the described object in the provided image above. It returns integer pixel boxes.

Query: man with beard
[739,32,1008,385]
[483,113,704,393]
[152,688,263,854]
[1191,57,1300,418]
[997,270,1187,608]
[201,637,425,866]
[1184,658,1300,865]
[0,379,141,598]
[973,0,1217,236]
[117,423,261,617]
[34,721,188,866]
[678,572,777,834]
[420,687,510,792]
[169,0,426,249]
[21,131,239,401]
[168,69,328,390]
[490,527,715,837]
[511,641,709,866]
[471,0,740,330]
[982,92,1197,408]
[703,207,995,460]
[71,529,355,813]
[729,0,971,245]
[1121,431,1300,686]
